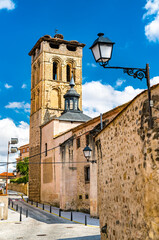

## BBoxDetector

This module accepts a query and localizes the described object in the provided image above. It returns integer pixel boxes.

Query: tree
[16,157,29,183]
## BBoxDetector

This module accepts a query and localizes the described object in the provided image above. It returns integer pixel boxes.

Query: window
[45,143,47,157]
[53,62,58,80]
[27,148,29,152]
[66,100,69,110]
[85,194,89,199]
[67,65,71,82]
[23,149,25,153]
[74,99,78,110]
[70,100,73,110]
[85,166,90,182]
[67,45,76,51]
[86,134,89,146]
[79,195,82,200]
[76,138,80,149]
[49,43,59,49]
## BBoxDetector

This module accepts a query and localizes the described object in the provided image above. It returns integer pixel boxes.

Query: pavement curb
[19,194,99,228]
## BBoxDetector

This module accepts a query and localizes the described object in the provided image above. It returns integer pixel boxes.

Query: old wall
[41,120,73,207]
[95,84,159,240]
[8,183,28,196]
[72,106,125,217]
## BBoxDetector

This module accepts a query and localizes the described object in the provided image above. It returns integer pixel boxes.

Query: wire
[1,127,92,166]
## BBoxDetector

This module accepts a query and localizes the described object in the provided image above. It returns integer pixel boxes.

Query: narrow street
[0,191,100,240]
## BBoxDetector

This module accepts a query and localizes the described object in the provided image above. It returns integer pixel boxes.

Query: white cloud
[4,83,13,89]
[87,63,97,68]
[143,0,159,42]
[0,119,29,173]
[0,0,15,10]
[115,79,126,88]
[22,84,27,89]
[150,76,159,86]
[5,101,30,113]
[82,81,144,117]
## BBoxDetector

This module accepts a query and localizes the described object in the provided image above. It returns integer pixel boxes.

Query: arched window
[67,64,71,82]
[53,62,58,80]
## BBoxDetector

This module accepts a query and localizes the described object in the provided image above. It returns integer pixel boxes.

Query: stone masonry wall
[8,183,28,196]
[95,84,159,240]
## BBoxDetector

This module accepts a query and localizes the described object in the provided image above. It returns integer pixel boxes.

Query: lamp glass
[99,43,113,62]
[91,43,100,62]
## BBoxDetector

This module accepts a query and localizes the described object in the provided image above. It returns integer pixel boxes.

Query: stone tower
[28,33,85,202]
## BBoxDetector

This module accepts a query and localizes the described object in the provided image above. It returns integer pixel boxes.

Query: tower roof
[29,34,85,56]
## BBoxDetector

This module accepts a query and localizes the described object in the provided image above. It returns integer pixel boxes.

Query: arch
[65,59,76,82]
[51,57,62,81]
[31,92,35,113]
[36,61,40,84]
[35,89,40,111]
[50,88,61,109]
[66,64,71,82]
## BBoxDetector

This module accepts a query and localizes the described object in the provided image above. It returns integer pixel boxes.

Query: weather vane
[55,29,58,34]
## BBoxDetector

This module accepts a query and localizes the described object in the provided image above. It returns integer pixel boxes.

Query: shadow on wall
[58,235,101,240]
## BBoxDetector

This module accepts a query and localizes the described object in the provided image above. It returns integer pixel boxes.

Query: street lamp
[6,138,18,195]
[83,146,96,163]
[90,33,153,128]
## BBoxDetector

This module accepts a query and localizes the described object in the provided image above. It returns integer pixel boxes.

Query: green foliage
[11,157,29,184]
[10,176,28,184]
[17,157,29,176]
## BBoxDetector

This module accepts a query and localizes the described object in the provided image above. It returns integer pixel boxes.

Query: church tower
[28,33,85,202]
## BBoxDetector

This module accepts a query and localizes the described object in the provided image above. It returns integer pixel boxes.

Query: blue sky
[0,0,159,171]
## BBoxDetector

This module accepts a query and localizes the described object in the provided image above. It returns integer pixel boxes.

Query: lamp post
[90,33,153,128]
[6,138,18,195]
[83,146,96,163]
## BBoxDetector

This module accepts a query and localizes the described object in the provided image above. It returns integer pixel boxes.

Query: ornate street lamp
[90,33,153,128]
[83,145,92,162]
[83,146,96,163]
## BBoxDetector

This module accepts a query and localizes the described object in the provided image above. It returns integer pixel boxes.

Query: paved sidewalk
[10,191,99,227]
[22,196,99,227]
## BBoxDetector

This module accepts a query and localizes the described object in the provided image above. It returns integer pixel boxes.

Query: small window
[85,166,90,182]
[85,194,89,199]
[27,148,29,152]
[74,99,78,110]
[66,100,69,110]
[50,43,59,49]
[53,62,58,80]
[45,143,47,157]
[86,134,89,146]
[79,195,82,200]
[67,45,76,51]
[77,138,80,149]
[70,100,73,110]
[23,149,25,153]
[67,65,71,82]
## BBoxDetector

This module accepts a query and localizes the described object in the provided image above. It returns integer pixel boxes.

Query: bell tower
[28,33,85,202]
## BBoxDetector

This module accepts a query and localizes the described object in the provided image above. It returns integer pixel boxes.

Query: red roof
[0,172,14,177]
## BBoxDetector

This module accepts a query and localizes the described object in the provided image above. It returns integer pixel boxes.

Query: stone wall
[95,84,159,240]
[8,183,28,196]
[0,196,8,220]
